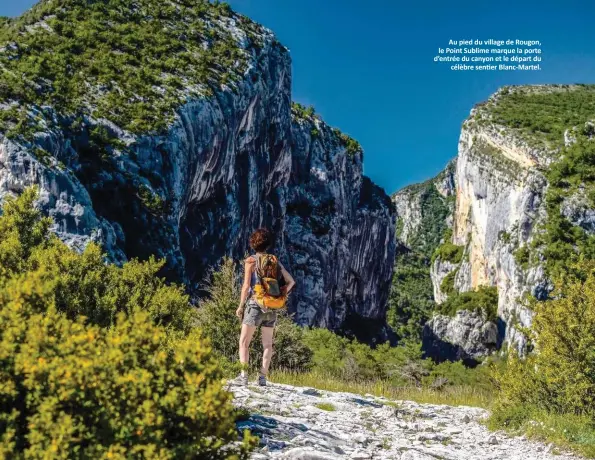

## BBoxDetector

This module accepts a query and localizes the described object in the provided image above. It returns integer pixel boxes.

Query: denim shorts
[242,300,277,328]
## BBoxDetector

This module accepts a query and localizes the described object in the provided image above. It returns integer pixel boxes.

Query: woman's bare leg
[239,324,256,376]
[261,326,274,376]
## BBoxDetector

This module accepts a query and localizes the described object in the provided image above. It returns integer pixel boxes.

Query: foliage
[388,179,452,341]
[291,102,316,120]
[490,264,595,456]
[432,241,464,265]
[0,188,195,331]
[439,269,458,296]
[138,185,169,216]
[387,247,435,341]
[337,132,362,156]
[407,184,453,259]
[487,85,595,149]
[436,286,499,322]
[303,329,435,386]
[513,245,530,269]
[0,308,254,458]
[291,102,363,156]
[0,0,263,138]
[0,189,254,458]
[493,265,595,417]
[533,131,595,281]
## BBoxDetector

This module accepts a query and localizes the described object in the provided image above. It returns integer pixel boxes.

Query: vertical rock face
[393,161,456,251]
[422,310,500,365]
[286,114,396,333]
[446,90,551,353]
[0,6,395,337]
[396,85,595,358]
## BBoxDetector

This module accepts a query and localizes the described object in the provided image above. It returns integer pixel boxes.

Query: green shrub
[432,242,464,265]
[0,306,254,459]
[493,264,595,417]
[424,359,501,392]
[0,189,195,332]
[440,269,458,296]
[0,189,255,458]
[388,180,451,341]
[514,245,531,269]
[302,329,430,386]
[387,248,435,341]
[490,263,595,456]
[436,286,498,322]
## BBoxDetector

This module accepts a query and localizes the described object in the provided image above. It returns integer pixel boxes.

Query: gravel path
[230,380,580,460]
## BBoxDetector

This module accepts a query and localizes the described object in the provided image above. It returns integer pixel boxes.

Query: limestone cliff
[396,84,595,358]
[0,0,395,337]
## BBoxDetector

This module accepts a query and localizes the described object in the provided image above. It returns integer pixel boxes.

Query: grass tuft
[270,370,493,408]
[314,402,336,412]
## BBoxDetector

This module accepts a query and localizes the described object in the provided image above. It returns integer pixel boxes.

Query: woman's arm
[279,263,295,296]
[236,257,254,318]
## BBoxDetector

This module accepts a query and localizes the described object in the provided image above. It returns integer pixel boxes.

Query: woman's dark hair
[249,228,273,252]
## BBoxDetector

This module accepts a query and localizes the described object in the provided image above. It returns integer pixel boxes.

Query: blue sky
[3,1,595,193]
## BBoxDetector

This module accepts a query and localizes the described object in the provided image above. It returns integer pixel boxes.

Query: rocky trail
[230,381,579,460]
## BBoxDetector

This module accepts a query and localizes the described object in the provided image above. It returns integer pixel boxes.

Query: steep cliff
[388,163,455,342]
[0,0,395,336]
[396,84,595,358]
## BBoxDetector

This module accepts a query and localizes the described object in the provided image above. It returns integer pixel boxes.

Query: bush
[0,308,254,458]
[436,286,499,321]
[490,264,595,456]
[432,241,464,265]
[440,269,458,296]
[0,189,254,458]
[493,264,595,417]
[302,329,430,386]
[0,189,195,332]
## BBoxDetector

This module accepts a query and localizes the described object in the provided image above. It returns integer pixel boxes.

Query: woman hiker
[235,228,295,386]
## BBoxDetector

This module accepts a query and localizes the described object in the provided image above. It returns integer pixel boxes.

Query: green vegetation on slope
[490,264,595,457]
[0,0,266,137]
[534,130,595,281]
[437,286,499,322]
[387,177,453,341]
[291,102,363,157]
[479,85,595,457]
[432,240,464,265]
[0,188,255,458]
[486,84,595,149]
[387,248,436,342]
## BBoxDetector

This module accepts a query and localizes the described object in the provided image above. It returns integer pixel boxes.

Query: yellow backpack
[252,253,286,310]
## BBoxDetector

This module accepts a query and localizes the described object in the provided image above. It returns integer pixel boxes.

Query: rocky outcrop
[393,161,456,251]
[231,381,579,459]
[422,311,500,365]
[429,258,458,304]
[561,187,595,234]
[0,6,395,336]
[285,113,396,332]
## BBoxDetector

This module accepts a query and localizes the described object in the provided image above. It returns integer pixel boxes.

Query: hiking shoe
[257,374,267,387]
[236,374,248,386]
